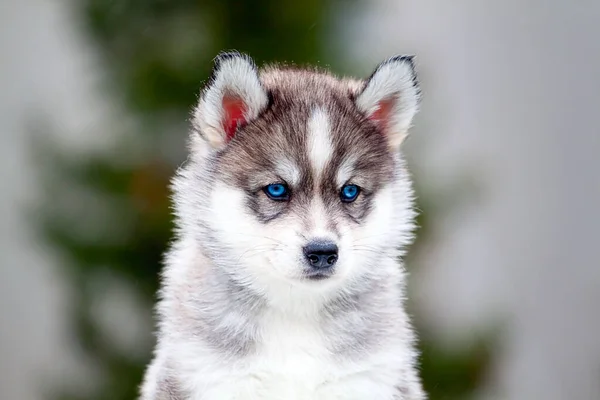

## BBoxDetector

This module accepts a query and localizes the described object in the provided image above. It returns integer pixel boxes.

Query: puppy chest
[190,318,401,400]
[254,318,331,378]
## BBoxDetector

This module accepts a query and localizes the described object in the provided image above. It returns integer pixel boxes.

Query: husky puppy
[140,51,425,400]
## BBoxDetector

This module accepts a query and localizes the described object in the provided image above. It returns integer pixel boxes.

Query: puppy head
[182,51,420,299]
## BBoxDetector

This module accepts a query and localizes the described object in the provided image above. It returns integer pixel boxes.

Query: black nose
[303,240,339,269]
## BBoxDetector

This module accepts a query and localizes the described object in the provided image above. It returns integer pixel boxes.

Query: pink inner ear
[369,98,395,132]
[222,96,247,142]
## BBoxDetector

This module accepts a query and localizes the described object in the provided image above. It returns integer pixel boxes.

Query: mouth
[303,268,335,281]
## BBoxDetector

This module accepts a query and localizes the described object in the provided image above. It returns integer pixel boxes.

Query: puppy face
[184,52,419,297]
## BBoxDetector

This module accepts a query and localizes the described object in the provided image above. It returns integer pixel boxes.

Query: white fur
[193,55,269,149]
[307,108,333,177]
[308,197,335,240]
[150,272,414,400]
[167,298,413,400]
[356,58,419,147]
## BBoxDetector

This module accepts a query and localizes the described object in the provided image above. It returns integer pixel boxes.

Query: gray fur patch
[154,375,185,400]
[163,255,266,358]
[321,272,404,359]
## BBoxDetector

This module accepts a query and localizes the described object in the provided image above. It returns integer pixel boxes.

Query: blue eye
[340,184,360,202]
[264,183,289,201]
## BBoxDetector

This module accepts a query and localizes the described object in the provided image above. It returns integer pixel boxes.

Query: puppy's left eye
[264,183,290,201]
[340,184,360,203]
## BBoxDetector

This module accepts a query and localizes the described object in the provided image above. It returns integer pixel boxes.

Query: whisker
[349,246,399,262]
[236,244,282,264]
[352,233,393,243]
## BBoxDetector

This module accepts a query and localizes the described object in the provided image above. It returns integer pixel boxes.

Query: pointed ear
[192,51,269,151]
[355,55,421,148]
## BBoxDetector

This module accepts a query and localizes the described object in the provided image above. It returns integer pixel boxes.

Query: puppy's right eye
[264,183,290,201]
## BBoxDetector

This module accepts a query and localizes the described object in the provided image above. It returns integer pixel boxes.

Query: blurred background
[1,0,599,399]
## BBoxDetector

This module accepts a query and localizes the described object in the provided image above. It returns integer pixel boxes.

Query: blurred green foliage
[39,1,491,399]
[85,0,332,115]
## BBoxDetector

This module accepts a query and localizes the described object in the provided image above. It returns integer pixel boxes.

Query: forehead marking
[307,108,333,178]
